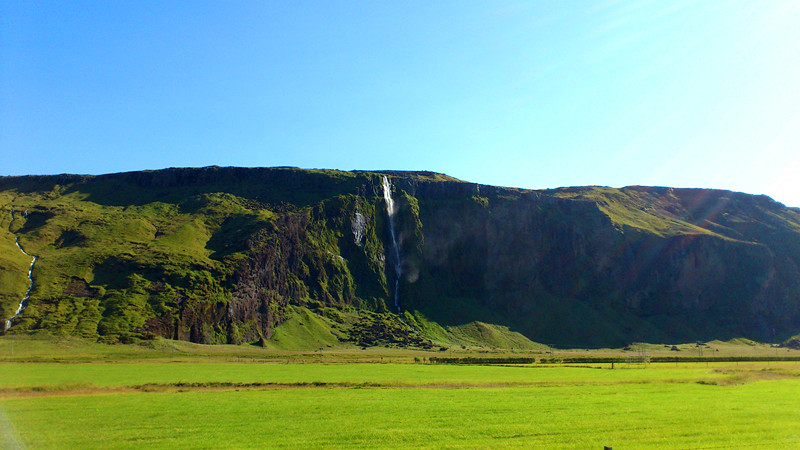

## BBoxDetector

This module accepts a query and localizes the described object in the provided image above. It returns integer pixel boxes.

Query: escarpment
[2,167,799,347]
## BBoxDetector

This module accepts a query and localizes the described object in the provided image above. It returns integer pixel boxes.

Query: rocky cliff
[1,167,799,347]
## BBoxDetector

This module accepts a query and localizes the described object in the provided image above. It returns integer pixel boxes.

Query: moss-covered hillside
[2,167,800,348]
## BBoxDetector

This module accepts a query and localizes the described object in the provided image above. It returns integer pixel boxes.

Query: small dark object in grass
[671,346,680,351]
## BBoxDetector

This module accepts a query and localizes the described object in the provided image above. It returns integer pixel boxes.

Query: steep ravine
[382,175,403,313]
[5,210,38,330]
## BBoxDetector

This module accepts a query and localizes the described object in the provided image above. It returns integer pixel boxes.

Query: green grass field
[4,380,800,449]
[2,336,800,448]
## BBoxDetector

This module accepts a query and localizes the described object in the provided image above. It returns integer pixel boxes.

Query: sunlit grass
[2,375,799,448]
[0,361,744,390]
[2,336,799,448]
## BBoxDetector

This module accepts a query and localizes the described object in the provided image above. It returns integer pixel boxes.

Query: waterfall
[382,176,403,313]
[5,210,37,331]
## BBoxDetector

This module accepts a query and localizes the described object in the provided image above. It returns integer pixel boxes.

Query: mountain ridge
[2,166,799,348]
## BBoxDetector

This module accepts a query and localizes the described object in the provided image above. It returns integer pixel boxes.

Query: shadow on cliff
[410,290,790,348]
[58,167,368,208]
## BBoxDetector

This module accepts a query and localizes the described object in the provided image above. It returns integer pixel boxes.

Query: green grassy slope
[0,209,32,320]
[554,186,721,237]
[554,185,800,240]
[265,305,348,350]
[0,167,464,348]
[0,168,359,341]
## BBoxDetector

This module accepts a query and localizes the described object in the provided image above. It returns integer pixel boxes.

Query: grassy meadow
[2,335,800,448]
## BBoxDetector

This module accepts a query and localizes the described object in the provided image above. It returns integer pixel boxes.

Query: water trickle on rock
[5,210,38,331]
[382,176,403,313]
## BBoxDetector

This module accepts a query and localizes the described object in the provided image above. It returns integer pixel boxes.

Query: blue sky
[2,1,800,206]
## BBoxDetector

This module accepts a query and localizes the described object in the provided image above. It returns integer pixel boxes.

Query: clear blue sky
[2,1,800,206]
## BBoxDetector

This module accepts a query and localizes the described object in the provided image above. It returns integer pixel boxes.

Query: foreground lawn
[2,362,800,448]
[2,380,800,448]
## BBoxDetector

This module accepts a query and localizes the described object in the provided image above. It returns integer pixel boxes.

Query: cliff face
[2,167,799,347]
[402,182,800,345]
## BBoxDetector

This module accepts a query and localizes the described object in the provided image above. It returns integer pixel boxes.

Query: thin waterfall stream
[381,176,403,313]
[5,210,37,331]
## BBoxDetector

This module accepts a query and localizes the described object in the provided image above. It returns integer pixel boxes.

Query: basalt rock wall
[394,180,800,346]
